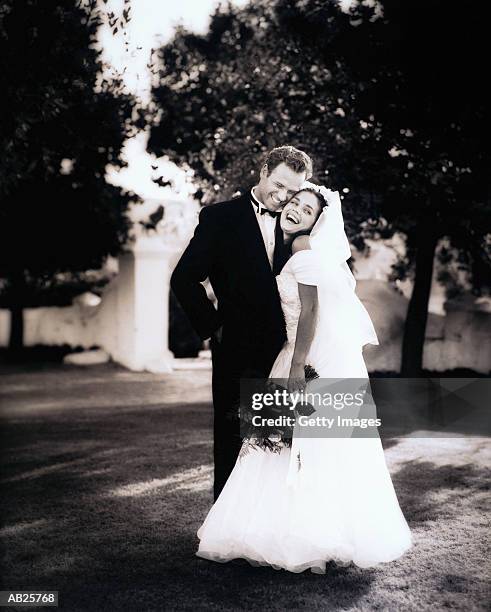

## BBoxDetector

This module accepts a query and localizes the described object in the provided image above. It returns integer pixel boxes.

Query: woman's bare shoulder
[291,235,311,254]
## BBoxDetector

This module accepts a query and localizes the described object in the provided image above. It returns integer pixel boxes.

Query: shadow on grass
[0,483,377,611]
[1,393,490,610]
[3,451,489,610]
[392,459,490,527]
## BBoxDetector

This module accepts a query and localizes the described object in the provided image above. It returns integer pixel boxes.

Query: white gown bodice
[276,264,304,345]
[271,252,372,379]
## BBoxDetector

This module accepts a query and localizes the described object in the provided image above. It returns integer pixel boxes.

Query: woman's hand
[288,362,306,394]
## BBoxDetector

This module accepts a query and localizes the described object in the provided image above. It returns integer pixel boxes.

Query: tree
[148,0,490,374]
[322,0,491,374]
[0,0,136,353]
[147,1,376,243]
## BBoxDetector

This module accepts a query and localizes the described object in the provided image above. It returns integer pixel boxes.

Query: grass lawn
[0,363,489,611]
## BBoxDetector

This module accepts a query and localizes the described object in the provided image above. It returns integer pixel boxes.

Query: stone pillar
[113,234,174,373]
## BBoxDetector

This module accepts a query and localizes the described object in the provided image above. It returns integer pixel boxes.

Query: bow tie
[253,201,280,218]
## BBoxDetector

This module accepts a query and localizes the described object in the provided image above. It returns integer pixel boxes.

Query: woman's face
[280,190,322,236]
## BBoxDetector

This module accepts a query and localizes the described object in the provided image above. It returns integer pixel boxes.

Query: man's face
[257,162,306,211]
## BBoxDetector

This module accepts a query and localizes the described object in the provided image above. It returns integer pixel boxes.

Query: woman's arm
[288,282,318,393]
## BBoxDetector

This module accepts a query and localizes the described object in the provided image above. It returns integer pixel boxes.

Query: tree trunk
[8,270,26,357]
[400,218,438,376]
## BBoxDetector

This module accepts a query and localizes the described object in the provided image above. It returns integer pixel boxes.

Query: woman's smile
[281,190,322,235]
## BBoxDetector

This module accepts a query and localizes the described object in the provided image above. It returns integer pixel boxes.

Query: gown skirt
[196,254,412,572]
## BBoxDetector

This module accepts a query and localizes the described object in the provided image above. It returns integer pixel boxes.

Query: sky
[101,0,248,202]
[99,0,248,101]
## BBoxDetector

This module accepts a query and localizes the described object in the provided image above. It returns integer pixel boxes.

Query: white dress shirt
[250,187,276,269]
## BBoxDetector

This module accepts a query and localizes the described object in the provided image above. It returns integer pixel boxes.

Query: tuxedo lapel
[232,194,274,283]
[227,192,285,333]
[272,217,290,276]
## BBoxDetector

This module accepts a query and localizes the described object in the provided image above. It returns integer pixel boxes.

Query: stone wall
[357,281,490,373]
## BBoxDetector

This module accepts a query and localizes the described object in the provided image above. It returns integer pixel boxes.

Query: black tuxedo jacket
[170,191,288,373]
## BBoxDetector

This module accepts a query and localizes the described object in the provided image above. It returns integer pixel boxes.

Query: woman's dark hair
[289,187,328,213]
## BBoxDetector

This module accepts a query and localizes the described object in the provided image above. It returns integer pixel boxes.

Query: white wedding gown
[196,252,412,572]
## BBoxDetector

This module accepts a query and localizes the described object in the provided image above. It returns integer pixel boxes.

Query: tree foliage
[149,0,489,255]
[148,0,378,245]
[149,0,490,373]
[0,0,136,349]
[0,0,136,278]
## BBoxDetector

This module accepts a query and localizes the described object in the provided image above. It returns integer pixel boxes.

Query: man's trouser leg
[210,338,242,501]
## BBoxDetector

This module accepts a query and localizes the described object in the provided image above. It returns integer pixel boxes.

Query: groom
[171,146,313,500]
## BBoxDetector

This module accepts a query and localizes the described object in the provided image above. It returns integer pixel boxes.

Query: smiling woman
[281,188,328,242]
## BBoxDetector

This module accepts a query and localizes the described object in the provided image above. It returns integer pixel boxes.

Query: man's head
[255,146,313,211]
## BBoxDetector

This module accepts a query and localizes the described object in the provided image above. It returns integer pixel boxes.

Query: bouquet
[239,364,319,457]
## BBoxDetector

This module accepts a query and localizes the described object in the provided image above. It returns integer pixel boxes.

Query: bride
[196,183,412,573]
